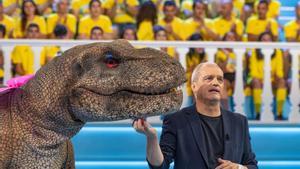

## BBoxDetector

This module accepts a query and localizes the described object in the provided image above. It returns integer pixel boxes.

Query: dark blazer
[148,105,258,169]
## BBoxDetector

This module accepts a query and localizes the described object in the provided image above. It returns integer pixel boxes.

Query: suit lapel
[185,105,209,168]
[222,109,234,160]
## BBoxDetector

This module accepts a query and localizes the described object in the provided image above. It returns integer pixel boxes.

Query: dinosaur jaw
[69,87,183,122]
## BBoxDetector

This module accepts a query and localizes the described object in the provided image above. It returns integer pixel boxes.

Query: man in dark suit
[133,62,258,169]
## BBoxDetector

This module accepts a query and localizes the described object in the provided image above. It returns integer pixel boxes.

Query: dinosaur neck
[17,58,85,143]
[15,88,84,139]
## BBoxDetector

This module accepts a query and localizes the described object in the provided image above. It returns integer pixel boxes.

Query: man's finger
[215,160,231,169]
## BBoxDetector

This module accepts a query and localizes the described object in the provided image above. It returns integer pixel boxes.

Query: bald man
[134,62,258,169]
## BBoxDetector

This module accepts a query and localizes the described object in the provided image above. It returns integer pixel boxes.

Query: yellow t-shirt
[254,0,281,19]
[158,17,185,40]
[71,0,91,17]
[13,16,47,38]
[284,20,300,42]
[246,16,278,37]
[46,13,77,35]
[137,20,154,40]
[232,0,244,18]
[167,47,177,58]
[102,0,139,24]
[159,47,177,58]
[0,15,15,38]
[185,52,208,96]
[215,49,236,73]
[11,45,35,75]
[213,16,244,39]
[0,54,3,78]
[249,48,283,81]
[182,18,215,40]
[40,46,61,66]
[78,15,113,37]
[0,69,3,78]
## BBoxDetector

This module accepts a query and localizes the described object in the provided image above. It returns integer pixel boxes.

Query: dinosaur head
[30,40,185,122]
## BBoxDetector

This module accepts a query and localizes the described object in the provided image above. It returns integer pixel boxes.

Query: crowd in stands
[0,0,300,120]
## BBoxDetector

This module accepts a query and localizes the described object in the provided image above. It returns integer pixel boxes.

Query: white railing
[0,40,299,123]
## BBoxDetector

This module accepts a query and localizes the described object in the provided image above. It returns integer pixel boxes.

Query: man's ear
[191,82,196,91]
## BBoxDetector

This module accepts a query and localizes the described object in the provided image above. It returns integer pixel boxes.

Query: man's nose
[211,77,220,86]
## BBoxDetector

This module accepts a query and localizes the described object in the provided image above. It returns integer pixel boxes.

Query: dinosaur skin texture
[0,40,185,168]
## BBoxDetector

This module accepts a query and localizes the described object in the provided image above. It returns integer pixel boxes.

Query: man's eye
[104,53,120,68]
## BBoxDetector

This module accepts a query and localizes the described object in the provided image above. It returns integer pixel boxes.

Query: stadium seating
[72,122,300,169]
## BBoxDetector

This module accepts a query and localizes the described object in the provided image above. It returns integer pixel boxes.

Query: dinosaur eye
[104,52,120,68]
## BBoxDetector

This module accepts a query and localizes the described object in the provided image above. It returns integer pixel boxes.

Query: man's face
[90,1,102,17]
[220,2,232,18]
[57,0,69,14]
[257,3,268,19]
[193,2,205,18]
[192,65,224,104]
[163,5,177,20]
[26,26,40,39]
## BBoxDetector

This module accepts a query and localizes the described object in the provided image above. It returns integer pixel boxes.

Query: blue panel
[280,0,299,7]
[72,127,147,161]
[75,161,300,169]
[72,124,300,162]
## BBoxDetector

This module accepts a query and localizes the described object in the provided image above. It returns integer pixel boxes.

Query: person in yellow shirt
[78,0,113,39]
[11,23,40,76]
[157,0,184,40]
[182,0,218,41]
[246,0,279,41]
[0,2,15,38]
[47,0,77,39]
[71,0,93,19]
[254,0,281,19]
[102,0,139,26]
[284,2,300,42]
[13,0,47,39]
[215,31,237,110]
[213,0,244,41]
[248,32,286,120]
[40,24,67,66]
[136,1,157,40]
[185,33,208,105]
[153,25,179,60]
